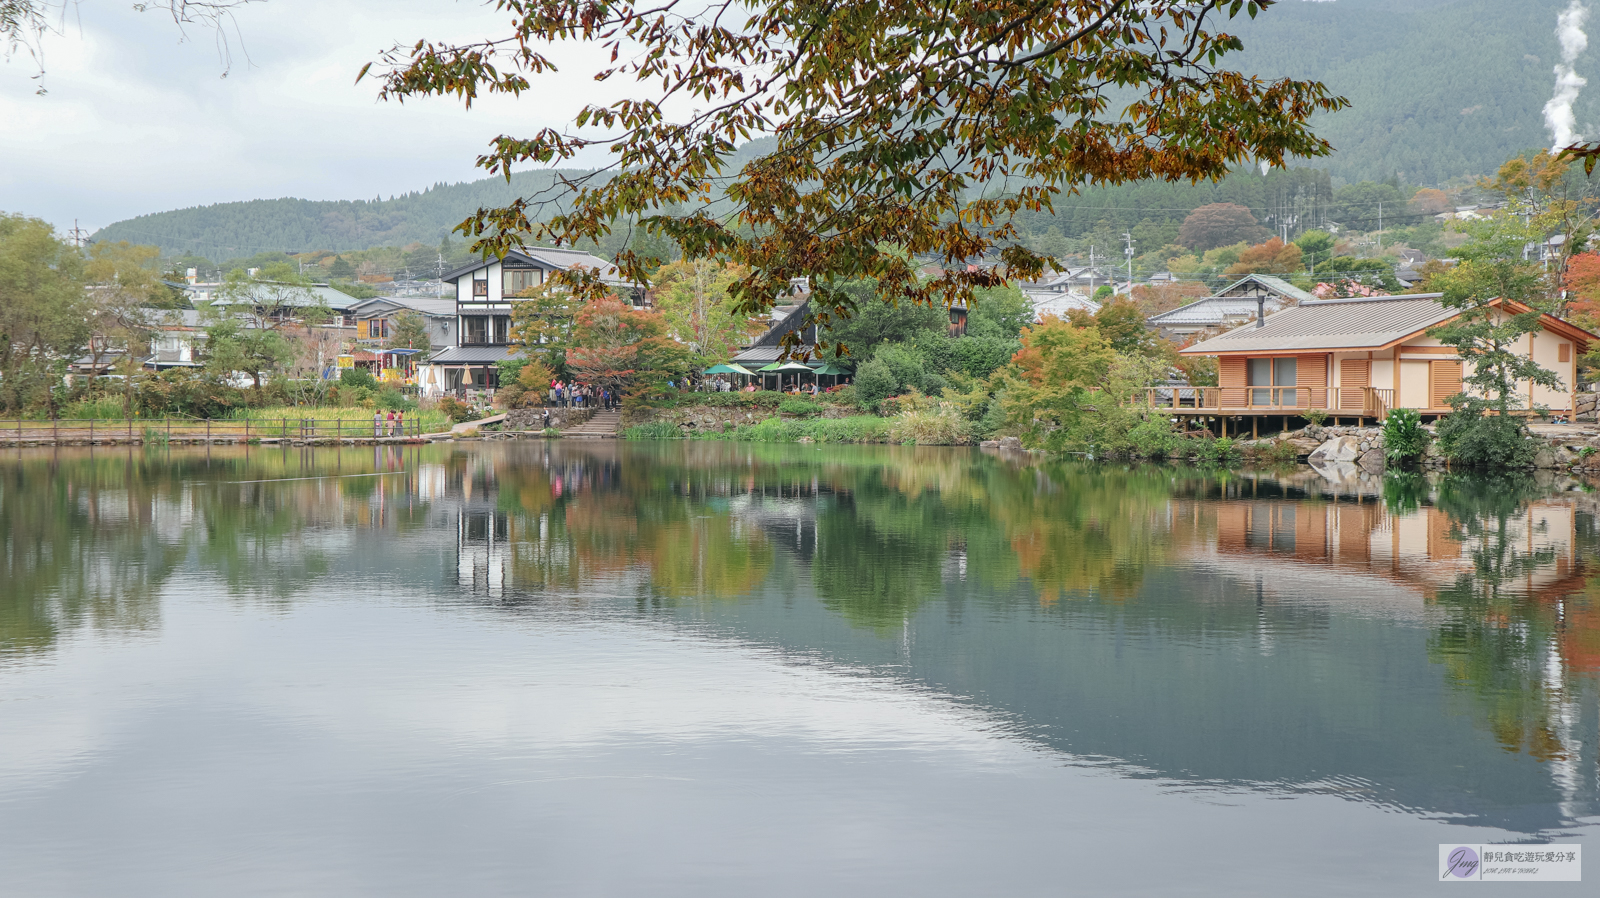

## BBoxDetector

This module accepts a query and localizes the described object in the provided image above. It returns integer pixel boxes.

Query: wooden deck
[1138,386,1397,419]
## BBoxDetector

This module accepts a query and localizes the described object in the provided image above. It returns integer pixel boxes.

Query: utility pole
[68,219,88,249]
[1376,202,1383,253]
[1087,245,1095,297]
[436,253,446,299]
[1123,231,1134,296]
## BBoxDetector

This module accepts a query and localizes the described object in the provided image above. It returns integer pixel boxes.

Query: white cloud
[0,0,623,233]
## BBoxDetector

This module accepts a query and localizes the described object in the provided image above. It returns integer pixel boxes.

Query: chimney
[1256,293,1266,328]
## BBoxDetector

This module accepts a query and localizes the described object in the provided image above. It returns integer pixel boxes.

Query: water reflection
[3,441,1599,838]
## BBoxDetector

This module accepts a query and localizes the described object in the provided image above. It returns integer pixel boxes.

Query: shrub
[779,398,822,417]
[376,387,416,412]
[921,371,950,397]
[1303,407,1329,427]
[1195,436,1240,463]
[1125,417,1179,458]
[437,396,476,424]
[854,358,897,405]
[1382,407,1428,462]
[340,367,378,389]
[888,402,972,445]
[874,343,928,393]
[1436,407,1538,468]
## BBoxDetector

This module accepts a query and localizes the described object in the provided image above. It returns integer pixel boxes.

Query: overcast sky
[0,0,621,235]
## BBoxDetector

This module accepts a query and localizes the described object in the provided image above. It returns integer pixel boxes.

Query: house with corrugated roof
[1176,294,1596,423]
[1147,274,1317,339]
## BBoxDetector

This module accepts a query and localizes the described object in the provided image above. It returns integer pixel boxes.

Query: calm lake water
[1,441,1598,896]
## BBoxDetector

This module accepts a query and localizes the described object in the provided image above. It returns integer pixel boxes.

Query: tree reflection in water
[3,442,1598,784]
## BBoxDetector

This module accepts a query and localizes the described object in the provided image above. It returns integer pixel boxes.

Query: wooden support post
[1252,417,1258,440]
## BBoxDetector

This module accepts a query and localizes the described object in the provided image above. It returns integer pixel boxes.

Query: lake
[1,441,1597,896]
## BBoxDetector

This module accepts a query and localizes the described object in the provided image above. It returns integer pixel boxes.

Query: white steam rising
[1545,0,1590,149]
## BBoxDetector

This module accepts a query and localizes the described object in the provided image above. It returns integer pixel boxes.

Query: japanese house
[428,245,640,394]
[1174,293,1597,423]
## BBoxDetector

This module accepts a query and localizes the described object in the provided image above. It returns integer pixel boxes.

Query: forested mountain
[1231,0,1600,186]
[94,0,1600,258]
[92,170,589,261]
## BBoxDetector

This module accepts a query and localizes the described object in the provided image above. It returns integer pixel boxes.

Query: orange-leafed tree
[1563,252,1600,323]
[566,296,692,399]
[1224,237,1303,277]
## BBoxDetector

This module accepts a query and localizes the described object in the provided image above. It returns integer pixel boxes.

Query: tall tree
[368,0,1343,355]
[652,259,763,366]
[0,214,88,413]
[84,241,170,414]
[1427,214,1560,415]
[1178,203,1272,252]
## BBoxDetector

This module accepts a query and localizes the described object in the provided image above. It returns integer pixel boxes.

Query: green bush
[874,343,929,393]
[1303,407,1329,427]
[1125,417,1180,458]
[854,358,897,405]
[1382,408,1429,463]
[778,398,822,417]
[1436,408,1537,468]
[340,367,378,389]
[376,387,416,412]
[437,396,477,424]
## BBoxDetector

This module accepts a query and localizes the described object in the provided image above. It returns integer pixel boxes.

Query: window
[472,274,489,297]
[1559,343,1572,363]
[1248,357,1295,405]
[367,318,388,340]
[493,316,510,344]
[463,316,489,344]
[503,268,542,296]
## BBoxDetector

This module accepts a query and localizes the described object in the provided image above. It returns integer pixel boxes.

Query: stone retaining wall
[503,407,594,430]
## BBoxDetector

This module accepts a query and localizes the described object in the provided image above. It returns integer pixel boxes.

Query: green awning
[813,363,852,376]
[760,361,814,372]
[704,364,740,374]
[725,363,759,376]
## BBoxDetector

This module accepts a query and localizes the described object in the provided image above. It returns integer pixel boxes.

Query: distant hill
[92,169,591,261]
[95,0,1600,257]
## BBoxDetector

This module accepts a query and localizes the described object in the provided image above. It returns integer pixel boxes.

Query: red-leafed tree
[566,296,692,398]
[1563,252,1600,324]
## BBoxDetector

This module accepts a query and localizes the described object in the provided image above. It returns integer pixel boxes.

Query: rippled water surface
[2,441,1598,896]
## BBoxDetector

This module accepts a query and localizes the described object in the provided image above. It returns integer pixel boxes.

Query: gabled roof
[731,299,812,363]
[441,245,636,288]
[1148,293,1286,327]
[345,296,457,318]
[1213,273,1319,304]
[1179,293,1487,355]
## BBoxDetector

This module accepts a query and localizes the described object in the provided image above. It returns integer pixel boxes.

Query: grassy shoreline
[625,416,896,444]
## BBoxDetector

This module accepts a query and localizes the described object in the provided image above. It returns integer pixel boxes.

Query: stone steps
[561,409,622,439]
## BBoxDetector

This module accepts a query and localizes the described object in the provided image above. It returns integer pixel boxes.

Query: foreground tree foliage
[370,0,1343,355]
[0,214,88,412]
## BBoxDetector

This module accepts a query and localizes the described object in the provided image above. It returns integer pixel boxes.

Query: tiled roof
[1180,294,1454,355]
[1148,294,1285,327]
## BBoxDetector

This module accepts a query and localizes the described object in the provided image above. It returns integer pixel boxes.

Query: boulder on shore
[1308,436,1361,463]
[1357,448,1386,473]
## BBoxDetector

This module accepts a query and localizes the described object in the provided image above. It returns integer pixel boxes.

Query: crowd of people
[547,382,620,410]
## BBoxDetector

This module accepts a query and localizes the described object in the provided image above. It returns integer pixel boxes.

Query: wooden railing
[1137,386,1397,418]
[0,417,425,445]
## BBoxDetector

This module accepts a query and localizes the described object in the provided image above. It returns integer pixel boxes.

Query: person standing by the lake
[392,411,404,437]
[373,411,383,437]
